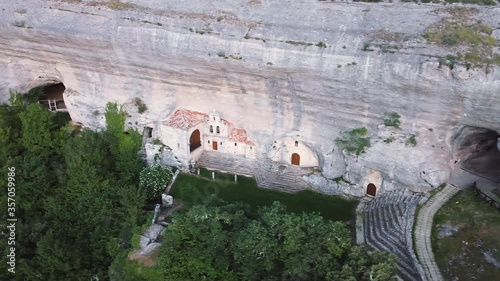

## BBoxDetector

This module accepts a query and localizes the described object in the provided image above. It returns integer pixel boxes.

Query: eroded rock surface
[1,0,499,196]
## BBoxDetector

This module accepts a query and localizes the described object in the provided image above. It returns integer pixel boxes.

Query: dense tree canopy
[0,95,146,281]
[158,197,397,281]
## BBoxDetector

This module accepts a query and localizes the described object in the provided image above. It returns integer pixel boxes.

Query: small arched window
[235,143,237,146]
[295,141,299,147]
[216,126,220,134]
[210,125,213,133]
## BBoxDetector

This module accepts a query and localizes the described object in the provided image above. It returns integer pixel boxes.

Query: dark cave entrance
[25,82,71,127]
[38,83,67,112]
[452,126,500,183]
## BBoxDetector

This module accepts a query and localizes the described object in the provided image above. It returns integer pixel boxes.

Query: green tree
[0,97,146,281]
[18,103,56,158]
[158,198,397,281]
[105,102,143,184]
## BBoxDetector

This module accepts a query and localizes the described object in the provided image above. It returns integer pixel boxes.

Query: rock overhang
[1,0,500,195]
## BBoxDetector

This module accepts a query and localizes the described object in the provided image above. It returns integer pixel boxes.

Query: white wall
[202,136,257,159]
[158,111,260,167]
[268,137,319,167]
[158,126,188,166]
[205,113,230,137]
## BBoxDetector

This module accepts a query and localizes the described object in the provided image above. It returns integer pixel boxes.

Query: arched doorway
[189,129,201,152]
[291,153,300,166]
[367,183,377,196]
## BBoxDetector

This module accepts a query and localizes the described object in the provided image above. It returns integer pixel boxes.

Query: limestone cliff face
[1,0,499,196]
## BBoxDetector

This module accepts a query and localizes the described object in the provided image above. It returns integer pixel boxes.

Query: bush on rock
[140,164,173,200]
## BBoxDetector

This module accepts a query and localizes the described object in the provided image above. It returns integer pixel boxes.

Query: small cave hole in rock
[452,126,500,182]
[38,83,67,112]
[31,82,71,127]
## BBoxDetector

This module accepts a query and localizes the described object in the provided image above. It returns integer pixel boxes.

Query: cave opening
[23,82,72,127]
[37,83,67,112]
[452,126,500,183]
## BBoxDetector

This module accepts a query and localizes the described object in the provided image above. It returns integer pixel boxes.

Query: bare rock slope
[1,0,499,195]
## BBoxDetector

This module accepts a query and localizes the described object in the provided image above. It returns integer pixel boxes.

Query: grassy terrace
[432,187,500,280]
[125,171,357,280]
[170,169,357,222]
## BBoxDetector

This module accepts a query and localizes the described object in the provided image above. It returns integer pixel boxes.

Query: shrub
[438,55,459,70]
[384,137,395,144]
[406,135,417,147]
[12,20,26,28]
[384,112,401,128]
[133,97,147,114]
[335,127,371,155]
[316,41,327,48]
[424,23,497,47]
[217,51,226,58]
[140,164,173,200]
[362,43,374,51]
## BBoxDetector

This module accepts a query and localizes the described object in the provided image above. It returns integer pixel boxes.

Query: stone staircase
[195,151,311,193]
[196,151,258,177]
[359,189,426,281]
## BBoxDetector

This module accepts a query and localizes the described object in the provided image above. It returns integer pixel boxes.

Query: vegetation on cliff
[335,127,371,156]
[0,95,145,281]
[424,7,500,69]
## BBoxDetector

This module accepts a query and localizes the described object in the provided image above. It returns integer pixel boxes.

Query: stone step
[365,212,421,281]
[362,192,424,281]
[196,151,310,193]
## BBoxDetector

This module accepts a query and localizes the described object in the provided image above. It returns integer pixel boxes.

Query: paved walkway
[414,184,460,281]
[195,151,311,193]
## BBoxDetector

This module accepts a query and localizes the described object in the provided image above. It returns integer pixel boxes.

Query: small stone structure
[196,151,310,193]
[161,194,173,207]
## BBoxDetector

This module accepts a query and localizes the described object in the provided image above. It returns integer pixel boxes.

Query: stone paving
[195,151,311,193]
[414,184,460,281]
[358,189,427,281]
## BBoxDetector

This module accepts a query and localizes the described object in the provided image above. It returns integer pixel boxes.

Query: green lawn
[170,172,357,222]
[432,187,500,281]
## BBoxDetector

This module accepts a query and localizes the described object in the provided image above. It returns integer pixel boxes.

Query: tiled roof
[229,128,255,146]
[162,109,208,130]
